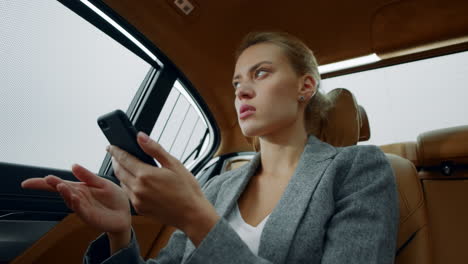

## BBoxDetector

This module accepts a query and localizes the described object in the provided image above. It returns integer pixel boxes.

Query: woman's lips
[239,104,256,120]
[239,109,255,119]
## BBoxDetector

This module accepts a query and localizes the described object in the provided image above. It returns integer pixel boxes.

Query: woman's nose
[235,84,254,100]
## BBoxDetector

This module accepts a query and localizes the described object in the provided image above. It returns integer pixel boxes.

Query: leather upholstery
[417,125,468,166]
[319,88,360,146]
[422,178,468,264]
[380,142,420,167]
[416,125,468,264]
[380,126,468,264]
[358,105,371,141]
[386,154,432,264]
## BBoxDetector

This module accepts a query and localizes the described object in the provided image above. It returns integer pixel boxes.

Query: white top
[226,203,271,255]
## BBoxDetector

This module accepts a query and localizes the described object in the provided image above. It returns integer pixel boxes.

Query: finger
[71,164,105,188]
[119,181,136,202]
[21,177,56,192]
[137,132,175,168]
[44,175,66,189]
[45,175,88,193]
[56,182,78,210]
[112,158,136,189]
[68,194,87,218]
[107,145,149,175]
[61,183,86,214]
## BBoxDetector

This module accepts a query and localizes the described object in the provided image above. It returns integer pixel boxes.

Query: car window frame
[56,0,220,177]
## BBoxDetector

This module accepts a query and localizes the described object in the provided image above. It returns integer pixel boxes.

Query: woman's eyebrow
[233,61,273,81]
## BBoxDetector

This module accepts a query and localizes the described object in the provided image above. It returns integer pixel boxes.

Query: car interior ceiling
[101,0,468,155]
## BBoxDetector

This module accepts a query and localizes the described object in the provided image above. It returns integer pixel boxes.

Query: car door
[1,1,218,263]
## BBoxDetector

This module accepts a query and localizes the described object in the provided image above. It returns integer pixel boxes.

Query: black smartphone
[97,109,157,167]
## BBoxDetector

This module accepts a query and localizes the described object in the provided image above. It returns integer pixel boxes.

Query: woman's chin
[240,125,268,138]
[240,127,258,137]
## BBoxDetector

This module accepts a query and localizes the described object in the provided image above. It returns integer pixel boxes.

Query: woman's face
[233,43,305,137]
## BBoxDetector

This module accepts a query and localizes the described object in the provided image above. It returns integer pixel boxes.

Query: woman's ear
[298,74,317,100]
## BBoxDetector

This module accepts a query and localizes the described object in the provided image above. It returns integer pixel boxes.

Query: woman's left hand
[108,132,220,246]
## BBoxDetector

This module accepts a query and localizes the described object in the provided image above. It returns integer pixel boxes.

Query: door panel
[1,162,170,263]
[0,220,58,263]
[10,214,166,264]
[0,162,74,262]
[2,150,248,262]
[420,172,468,264]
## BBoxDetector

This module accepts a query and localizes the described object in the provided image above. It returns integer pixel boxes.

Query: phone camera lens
[98,120,109,130]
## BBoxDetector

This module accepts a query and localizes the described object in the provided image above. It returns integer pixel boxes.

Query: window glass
[0,0,151,170]
[151,81,210,167]
[321,51,468,145]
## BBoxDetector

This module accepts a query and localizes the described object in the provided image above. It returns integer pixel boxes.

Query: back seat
[358,103,432,263]
[386,153,432,263]
[318,88,360,146]
[380,142,420,168]
[380,125,468,264]
[358,105,370,142]
[416,125,468,264]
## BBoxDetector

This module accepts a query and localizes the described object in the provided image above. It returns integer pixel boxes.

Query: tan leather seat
[310,89,432,263]
[358,105,371,142]
[386,153,432,264]
[357,102,431,263]
[380,142,420,167]
[359,103,432,264]
[417,125,468,168]
[318,88,360,146]
[321,91,433,263]
[416,125,468,264]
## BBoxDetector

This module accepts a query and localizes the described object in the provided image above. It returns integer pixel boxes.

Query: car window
[1,0,217,174]
[321,51,468,145]
[151,80,211,168]
[0,0,150,171]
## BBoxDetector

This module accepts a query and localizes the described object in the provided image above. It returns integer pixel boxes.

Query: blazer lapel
[182,135,336,263]
[215,152,262,218]
[258,135,336,263]
[182,153,262,262]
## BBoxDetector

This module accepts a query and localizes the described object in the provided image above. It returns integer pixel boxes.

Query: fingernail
[139,132,150,143]
[106,145,110,152]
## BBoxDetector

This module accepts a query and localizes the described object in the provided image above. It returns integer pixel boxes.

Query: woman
[22,32,399,263]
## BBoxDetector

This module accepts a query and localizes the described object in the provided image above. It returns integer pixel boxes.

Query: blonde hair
[236,32,333,151]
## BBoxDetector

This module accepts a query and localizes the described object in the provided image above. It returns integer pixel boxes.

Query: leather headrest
[417,125,468,166]
[380,142,420,167]
[319,88,360,147]
[358,105,371,141]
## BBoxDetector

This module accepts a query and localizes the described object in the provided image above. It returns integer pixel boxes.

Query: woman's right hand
[21,164,131,235]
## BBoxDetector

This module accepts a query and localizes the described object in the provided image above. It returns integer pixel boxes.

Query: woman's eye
[255,69,268,79]
[233,82,240,89]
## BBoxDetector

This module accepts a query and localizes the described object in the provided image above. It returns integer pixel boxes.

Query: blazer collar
[183,135,336,262]
[217,135,336,261]
[258,136,336,262]
[217,135,336,216]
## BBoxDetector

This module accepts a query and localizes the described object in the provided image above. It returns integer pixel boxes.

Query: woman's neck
[258,129,308,180]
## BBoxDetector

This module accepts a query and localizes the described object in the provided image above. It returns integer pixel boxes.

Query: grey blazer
[85,135,399,264]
